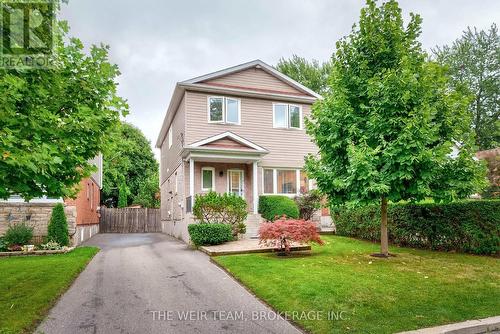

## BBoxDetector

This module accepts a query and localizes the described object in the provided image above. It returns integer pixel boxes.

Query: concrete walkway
[200,239,311,256]
[37,233,300,334]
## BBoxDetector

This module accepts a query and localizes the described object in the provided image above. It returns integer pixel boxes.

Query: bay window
[273,103,301,129]
[277,170,296,194]
[208,96,240,124]
[263,168,310,195]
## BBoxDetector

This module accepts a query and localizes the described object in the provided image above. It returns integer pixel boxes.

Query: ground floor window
[277,169,296,194]
[201,167,215,191]
[263,168,310,195]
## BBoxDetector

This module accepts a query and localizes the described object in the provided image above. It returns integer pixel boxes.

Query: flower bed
[0,247,75,257]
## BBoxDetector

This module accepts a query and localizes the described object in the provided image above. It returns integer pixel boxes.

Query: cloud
[59,0,500,160]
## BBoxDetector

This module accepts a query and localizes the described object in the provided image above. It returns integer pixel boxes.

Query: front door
[228,170,244,197]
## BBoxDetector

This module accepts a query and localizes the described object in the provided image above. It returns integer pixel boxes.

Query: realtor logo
[0,0,55,68]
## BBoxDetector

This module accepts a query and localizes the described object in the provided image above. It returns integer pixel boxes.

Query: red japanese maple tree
[259,217,324,254]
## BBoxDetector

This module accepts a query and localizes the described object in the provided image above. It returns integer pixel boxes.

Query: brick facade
[0,177,101,246]
[64,177,100,225]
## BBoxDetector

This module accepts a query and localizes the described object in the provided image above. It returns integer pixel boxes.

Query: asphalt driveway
[37,233,300,334]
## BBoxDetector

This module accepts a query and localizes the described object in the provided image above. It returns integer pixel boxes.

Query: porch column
[252,161,258,214]
[189,158,194,200]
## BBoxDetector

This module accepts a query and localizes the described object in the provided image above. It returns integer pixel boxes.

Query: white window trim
[227,169,245,198]
[262,167,304,196]
[207,96,241,125]
[207,96,225,123]
[225,97,241,125]
[289,104,302,129]
[272,103,302,130]
[168,126,173,148]
[201,167,215,191]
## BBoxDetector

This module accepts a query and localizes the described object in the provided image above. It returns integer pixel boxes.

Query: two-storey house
[156,60,323,242]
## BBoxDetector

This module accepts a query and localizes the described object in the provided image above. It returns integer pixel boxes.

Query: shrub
[334,200,500,255]
[47,203,70,246]
[188,223,233,246]
[258,195,299,221]
[193,191,247,236]
[3,222,34,247]
[295,189,323,221]
[0,237,8,252]
[259,217,324,254]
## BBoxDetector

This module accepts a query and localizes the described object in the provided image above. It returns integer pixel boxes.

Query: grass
[214,236,500,334]
[0,247,99,334]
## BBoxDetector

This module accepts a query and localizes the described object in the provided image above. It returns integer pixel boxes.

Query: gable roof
[155,60,322,148]
[189,131,268,152]
[181,59,321,99]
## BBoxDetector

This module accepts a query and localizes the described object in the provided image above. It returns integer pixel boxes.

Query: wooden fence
[100,208,161,233]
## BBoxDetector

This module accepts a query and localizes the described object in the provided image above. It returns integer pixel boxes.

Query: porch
[182,132,269,217]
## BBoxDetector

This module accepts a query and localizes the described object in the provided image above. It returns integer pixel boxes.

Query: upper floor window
[208,96,240,125]
[273,103,301,129]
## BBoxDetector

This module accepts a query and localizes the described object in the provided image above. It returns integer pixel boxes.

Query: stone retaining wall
[0,202,78,245]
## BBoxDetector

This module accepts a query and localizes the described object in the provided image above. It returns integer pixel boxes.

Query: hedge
[258,195,299,221]
[188,223,233,246]
[334,200,500,255]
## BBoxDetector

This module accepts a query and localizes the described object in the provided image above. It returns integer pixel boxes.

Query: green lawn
[0,247,99,334]
[214,236,500,334]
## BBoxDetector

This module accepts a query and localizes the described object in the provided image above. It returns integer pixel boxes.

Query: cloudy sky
[60,0,499,160]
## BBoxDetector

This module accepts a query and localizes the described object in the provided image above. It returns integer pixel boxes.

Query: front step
[244,213,262,239]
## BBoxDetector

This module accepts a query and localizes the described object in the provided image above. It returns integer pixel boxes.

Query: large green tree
[133,170,160,208]
[434,24,500,150]
[305,0,487,256]
[276,55,332,95]
[0,3,127,200]
[102,122,158,207]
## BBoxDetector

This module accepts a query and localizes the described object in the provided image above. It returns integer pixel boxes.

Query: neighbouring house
[156,60,332,243]
[0,155,103,245]
[476,148,499,198]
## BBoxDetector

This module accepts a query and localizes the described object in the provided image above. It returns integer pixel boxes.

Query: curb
[398,315,500,334]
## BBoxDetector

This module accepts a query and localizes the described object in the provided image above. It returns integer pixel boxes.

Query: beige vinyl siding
[160,95,185,185]
[202,67,304,95]
[161,164,184,222]
[185,91,317,168]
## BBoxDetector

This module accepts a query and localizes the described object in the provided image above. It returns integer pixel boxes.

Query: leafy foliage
[133,170,160,208]
[294,189,323,221]
[117,181,129,208]
[305,0,488,255]
[259,217,324,254]
[102,122,158,207]
[0,7,128,200]
[335,200,500,255]
[434,24,500,150]
[47,203,69,246]
[276,55,332,95]
[3,222,34,247]
[0,237,7,252]
[193,191,247,236]
[258,195,299,221]
[188,223,233,246]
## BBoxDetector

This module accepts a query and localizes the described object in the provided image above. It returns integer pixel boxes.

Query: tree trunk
[380,197,389,256]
